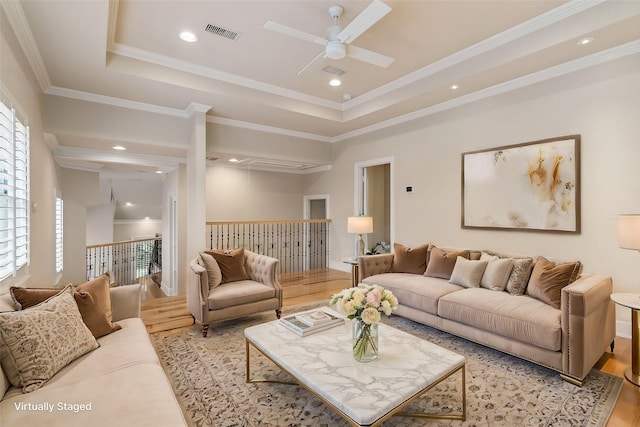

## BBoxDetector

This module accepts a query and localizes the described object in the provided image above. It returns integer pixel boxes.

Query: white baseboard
[330,260,351,273]
[616,320,631,339]
[161,280,176,297]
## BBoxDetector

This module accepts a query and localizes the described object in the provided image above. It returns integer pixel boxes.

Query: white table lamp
[619,214,640,251]
[348,216,373,257]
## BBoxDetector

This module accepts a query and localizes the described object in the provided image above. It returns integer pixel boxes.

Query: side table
[611,293,640,386]
[342,257,359,286]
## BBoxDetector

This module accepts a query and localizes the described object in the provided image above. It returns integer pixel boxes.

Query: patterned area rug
[150,303,622,427]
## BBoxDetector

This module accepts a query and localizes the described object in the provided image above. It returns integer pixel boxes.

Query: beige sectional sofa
[359,244,616,386]
[0,284,187,426]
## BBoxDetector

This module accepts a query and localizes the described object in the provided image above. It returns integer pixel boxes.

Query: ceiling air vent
[204,23,240,41]
[322,66,345,76]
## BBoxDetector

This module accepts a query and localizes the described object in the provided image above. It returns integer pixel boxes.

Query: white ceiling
[5,0,640,218]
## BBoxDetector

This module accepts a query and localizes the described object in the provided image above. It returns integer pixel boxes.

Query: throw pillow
[526,256,582,309]
[479,252,514,291]
[505,257,534,295]
[390,243,429,274]
[200,252,223,289]
[449,257,488,288]
[10,274,121,338]
[205,248,249,283]
[0,286,99,393]
[424,247,470,280]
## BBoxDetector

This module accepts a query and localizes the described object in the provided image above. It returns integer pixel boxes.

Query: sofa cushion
[390,243,428,274]
[0,287,99,393]
[0,294,15,313]
[206,248,250,284]
[200,252,223,289]
[449,257,488,288]
[424,246,470,280]
[207,280,276,310]
[362,273,463,315]
[438,288,562,351]
[0,318,187,427]
[526,256,582,309]
[479,252,514,291]
[10,275,121,338]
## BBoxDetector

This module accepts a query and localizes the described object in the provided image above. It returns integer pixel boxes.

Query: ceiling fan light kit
[326,40,346,59]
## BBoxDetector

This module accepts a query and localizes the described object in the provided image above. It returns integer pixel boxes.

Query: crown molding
[45,86,189,118]
[208,116,336,143]
[109,42,342,111]
[114,219,162,225]
[53,146,185,168]
[1,0,51,92]
[342,0,606,110]
[336,40,640,142]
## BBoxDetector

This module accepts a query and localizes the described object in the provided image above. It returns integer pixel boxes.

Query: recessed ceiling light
[112,145,126,151]
[329,79,342,87]
[228,158,239,163]
[577,37,594,46]
[450,84,459,90]
[179,31,198,42]
[144,216,150,220]
[155,170,163,174]
[125,202,133,207]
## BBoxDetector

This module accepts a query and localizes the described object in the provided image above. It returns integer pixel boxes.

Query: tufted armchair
[188,249,282,337]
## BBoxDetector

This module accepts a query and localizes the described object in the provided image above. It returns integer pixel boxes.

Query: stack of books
[280,308,344,336]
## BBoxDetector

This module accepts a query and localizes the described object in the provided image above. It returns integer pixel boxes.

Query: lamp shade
[348,216,373,234]
[619,214,640,250]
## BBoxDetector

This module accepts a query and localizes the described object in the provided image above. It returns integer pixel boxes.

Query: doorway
[303,194,330,269]
[354,157,393,254]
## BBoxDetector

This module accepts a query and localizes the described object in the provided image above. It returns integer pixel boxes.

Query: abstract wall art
[462,135,580,233]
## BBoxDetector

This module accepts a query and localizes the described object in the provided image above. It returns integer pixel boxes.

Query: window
[0,99,30,281]
[55,194,63,273]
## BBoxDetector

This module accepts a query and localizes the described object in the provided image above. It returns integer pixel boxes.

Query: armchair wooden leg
[275,309,282,319]
[610,340,615,353]
[201,324,209,338]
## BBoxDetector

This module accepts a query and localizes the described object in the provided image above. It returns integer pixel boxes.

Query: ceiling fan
[263,0,394,74]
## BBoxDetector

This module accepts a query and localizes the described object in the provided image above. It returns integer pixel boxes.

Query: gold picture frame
[462,135,580,233]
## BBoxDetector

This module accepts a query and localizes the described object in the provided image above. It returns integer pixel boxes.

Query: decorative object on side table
[615,213,640,386]
[347,216,373,256]
[330,284,398,362]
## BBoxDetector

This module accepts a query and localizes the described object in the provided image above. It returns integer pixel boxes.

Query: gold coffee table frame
[245,339,466,427]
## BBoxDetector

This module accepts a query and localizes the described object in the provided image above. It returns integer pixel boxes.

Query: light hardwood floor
[139,270,639,426]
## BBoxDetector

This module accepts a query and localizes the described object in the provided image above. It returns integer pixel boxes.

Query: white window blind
[0,99,30,281]
[55,195,63,273]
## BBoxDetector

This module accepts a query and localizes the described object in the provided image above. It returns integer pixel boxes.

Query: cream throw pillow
[0,286,99,393]
[479,252,514,291]
[200,252,223,289]
[449,257,488,288]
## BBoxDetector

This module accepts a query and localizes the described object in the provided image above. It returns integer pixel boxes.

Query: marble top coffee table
[244,311,466,426]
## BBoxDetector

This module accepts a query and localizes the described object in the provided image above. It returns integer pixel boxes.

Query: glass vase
[352,318,378,362]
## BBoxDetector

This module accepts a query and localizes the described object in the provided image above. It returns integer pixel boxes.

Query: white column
[184,102,211,294]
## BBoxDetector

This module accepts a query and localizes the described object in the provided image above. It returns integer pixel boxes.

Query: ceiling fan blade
[297,51,325,75]
[263,21,327,46]
[347,45,394,68]
[337,0,392,45]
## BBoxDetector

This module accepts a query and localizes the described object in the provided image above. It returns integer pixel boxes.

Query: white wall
[205,166,305,221]
[305,55,640,331]
[86,202,115,246]
[61,168,100,284]
[113,220,161,242]
[0,7,60,291]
